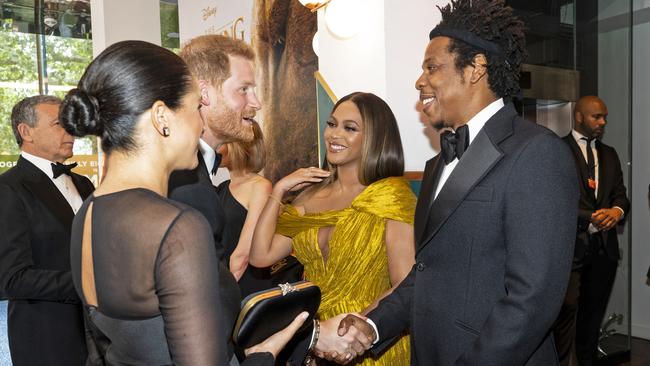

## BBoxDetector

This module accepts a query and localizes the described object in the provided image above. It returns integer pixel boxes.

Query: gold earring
[162,127,170,137]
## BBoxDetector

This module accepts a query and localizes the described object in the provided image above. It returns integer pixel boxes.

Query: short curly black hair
[435,0,526,100]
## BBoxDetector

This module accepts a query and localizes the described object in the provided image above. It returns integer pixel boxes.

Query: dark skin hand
[591,207,622,231]
[320,314,377,364]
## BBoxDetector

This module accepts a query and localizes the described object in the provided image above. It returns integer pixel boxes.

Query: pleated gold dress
[277,177,416,366]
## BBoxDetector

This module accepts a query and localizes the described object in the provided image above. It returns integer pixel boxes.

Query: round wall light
[324,0,365,39]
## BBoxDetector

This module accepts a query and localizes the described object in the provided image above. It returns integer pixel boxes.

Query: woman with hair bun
[61,40,306,366]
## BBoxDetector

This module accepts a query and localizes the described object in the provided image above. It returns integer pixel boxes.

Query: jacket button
[416,262,426,271]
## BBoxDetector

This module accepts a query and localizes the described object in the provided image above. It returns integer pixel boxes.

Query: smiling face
[324,100,364,169]
[203,55,260,145]
[20,102,75,163]
[416,37,473,130]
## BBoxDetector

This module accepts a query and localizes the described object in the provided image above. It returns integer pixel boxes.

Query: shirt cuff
[366,318,380,345]
[613,206,625,218]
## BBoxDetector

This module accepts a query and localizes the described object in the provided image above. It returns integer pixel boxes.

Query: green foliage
[0,31,94,156]
[160,1,180,49]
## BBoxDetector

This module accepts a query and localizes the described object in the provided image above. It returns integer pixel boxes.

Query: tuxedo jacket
[168,153,227,261]
[368,104,579,366]
[563,136,630,261]
[0,156,94,365]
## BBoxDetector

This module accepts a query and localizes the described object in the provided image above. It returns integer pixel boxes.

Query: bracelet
[267,194,284,206]
[308,318,320,352]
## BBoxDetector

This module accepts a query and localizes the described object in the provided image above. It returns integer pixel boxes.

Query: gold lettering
[232,17,245,40]
[201,6,217,21]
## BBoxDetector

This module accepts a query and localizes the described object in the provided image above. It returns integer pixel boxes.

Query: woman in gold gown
[251,92,415,365]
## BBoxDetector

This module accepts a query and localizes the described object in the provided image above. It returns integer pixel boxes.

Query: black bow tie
[440,124,470,165]
[211,153,222,175]
[51,162,77,178]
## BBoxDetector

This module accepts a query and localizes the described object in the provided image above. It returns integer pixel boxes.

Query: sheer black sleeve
[155,208,230,365]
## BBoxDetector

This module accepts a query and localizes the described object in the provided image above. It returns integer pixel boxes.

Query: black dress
[216,180,273,297]
[69,188,273,365]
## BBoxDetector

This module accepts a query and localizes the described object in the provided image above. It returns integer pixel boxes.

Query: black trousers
[553,269,581,366]
[575,248,618,366]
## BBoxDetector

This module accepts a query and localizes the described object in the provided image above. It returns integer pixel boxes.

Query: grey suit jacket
[368,104,579,366]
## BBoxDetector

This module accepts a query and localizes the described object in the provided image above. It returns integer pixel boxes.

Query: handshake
[312,313,378,364]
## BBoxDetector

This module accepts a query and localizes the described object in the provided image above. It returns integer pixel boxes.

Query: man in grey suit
[0,95,94,365]
[336,1,579,365]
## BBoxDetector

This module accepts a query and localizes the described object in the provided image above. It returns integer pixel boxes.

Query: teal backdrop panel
[315,72,336,168]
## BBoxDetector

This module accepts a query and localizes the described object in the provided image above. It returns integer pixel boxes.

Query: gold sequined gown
[277,177,415,366]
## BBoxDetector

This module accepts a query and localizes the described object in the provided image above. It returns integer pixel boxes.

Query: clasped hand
[314,313,377,364]
[591,207,622,231]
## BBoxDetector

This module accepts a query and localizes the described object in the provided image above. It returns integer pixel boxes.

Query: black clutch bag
[233,280,321,349]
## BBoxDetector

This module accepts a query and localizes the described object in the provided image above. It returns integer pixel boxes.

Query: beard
[205,103,255,144]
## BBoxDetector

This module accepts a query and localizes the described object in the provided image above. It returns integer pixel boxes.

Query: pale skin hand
[249,167,330,268]
[591,207,622,231]
[313,314,374,364]
[317,313,377,364]
[245,311,309,358]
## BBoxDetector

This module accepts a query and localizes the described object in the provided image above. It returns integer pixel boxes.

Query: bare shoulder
[248,175,272,195]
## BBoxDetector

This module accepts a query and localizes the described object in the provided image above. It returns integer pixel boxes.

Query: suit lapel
[196,153,214,187]
[18,157,75,228]
[71,173,93,200]
[414,157,443,243]
[564,136,595,201]
[416,104,516,254]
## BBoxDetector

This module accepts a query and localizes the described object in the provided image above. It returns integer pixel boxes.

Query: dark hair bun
[60,88,102,137]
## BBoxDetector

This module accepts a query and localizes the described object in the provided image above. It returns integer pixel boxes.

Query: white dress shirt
[571,129,600,197]
[198,138,216,176]
[434,98,505,199]
[21,151,83,214]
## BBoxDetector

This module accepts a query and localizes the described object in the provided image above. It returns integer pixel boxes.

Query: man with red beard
[168,35,261,262]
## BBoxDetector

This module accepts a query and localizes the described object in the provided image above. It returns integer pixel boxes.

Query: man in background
[0,95,94,365]
[559,95,630,366]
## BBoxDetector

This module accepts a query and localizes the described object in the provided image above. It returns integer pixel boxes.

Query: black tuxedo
[168,152,228,261]
[562,135,629,365]
[0,156,94,365]
[368,104,579,365]
[563,136,629,262]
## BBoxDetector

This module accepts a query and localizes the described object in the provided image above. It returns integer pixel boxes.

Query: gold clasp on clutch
[279,282,297,296]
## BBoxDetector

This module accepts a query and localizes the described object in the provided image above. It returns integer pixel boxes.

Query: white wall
[177,0,254,44]
[384,0,440,171]
[317,2,387,100]
[598,0,633,337]
[631,0,650,340]
[598,0,650,341]
[317,0,445,172]
[90,0,161,57]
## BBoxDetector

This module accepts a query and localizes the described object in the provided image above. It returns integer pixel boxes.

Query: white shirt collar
[21,151,58,178]
[198,138,216,175]
[462,98,505,144]
[571,129,589,143]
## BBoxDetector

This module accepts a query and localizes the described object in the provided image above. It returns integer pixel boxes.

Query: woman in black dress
[217,122,273,296]
[60,40,307,366]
